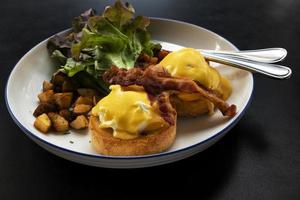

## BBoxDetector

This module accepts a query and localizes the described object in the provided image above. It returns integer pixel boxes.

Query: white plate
[5,18,253,168]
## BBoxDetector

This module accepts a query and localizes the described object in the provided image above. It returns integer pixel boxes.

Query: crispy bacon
[156,92,177,125]
[103,65,236,117]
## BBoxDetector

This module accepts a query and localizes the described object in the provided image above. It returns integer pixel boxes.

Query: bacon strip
[156,92,177,125]
[103,65,236,117]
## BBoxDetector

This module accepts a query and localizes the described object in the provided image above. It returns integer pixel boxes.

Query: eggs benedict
[90,85,176,156]
[159,48,232,116]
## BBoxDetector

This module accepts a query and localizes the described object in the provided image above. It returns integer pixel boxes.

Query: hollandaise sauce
[92,85,167,140]
[160,48,232,101]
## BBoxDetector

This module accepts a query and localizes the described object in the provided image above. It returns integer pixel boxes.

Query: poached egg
[92,85,167,140]
[159,48,232,101]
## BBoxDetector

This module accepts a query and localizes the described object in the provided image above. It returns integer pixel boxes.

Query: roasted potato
[73,104,92,114]
[43,81,54,91]
[33,103,57,117]
[34,113,51,133]
[59,109,74,122]
[53,86,62,93]
[77,88,99,98]
[70,115,88,129]
[93,96,101,106]
[48,112,69,132]
[75,96,94,106]
[51,72,68,86]
[53,92,73,109]
[38,90,54,103]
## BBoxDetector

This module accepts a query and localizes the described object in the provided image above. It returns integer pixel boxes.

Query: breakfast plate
[5,18,253,168]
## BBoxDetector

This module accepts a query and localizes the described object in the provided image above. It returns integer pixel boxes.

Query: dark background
[1,0,299,199]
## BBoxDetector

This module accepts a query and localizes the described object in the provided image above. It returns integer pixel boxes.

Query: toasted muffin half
[89,116,176,156]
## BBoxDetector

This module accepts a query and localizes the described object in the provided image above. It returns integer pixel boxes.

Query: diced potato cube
[53,92,73,109]
[33,102,57,117]
[70,115,88,129]
[75,96,94,106]
[59,109,73,122]
[38,90,54,103]
[43,81,54,91]
[73,104,92,114]
[51,72,68,86]
[48,112,69,132]
[34,113,51,133]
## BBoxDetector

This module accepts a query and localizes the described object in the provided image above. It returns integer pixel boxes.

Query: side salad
[48,0,161,94]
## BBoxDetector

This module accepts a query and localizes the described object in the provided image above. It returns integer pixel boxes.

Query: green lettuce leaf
[48,0,161,94]
[103,0,135,29]
[72,8,96,33]
[51,50,67,64]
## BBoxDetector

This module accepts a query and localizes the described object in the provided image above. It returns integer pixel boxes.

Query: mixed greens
[47,0,161,94]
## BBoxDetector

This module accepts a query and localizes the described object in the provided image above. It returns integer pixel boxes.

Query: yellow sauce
[92,85,167,139]
[160,48,232,101]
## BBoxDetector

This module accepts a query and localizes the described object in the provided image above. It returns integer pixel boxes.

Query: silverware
[201,52,292,79]
[199,48,287,63]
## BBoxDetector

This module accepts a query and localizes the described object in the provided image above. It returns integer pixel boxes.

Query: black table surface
[1,0,299,199]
